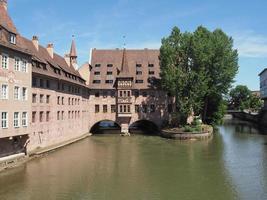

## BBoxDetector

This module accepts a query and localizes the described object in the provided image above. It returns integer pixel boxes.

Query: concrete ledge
[160,128,213,140]
[29,133,91,156]
[0,153,28,172]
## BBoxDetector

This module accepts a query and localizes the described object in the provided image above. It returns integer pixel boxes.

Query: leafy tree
[229,85,263,111]
[160,26,238,125]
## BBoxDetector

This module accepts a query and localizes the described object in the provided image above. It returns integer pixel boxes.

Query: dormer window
[9,33,16,44]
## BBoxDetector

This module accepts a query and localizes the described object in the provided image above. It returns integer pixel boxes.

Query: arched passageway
[90,120,121,135]
[129,120,160,135]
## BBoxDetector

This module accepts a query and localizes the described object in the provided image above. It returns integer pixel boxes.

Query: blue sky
[8,0,267,90]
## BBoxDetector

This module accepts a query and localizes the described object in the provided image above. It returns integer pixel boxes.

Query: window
[40,94,44,103]
[136,71,142,75]
[22,112,28,127]
[32,112,36,123]
[57,96,60,105]
[127,91,131,97]
[111,105,116,113]
[62,97,64,105]
[1,112,8,128]
[149,71,155,75]
[46,95,50,104]
[32,77,37,87]
[135,105,140,113]
[103,105,108,113]
[9,33,16,44]
[95,92,100,98]
[32,94,37,103]
[57,111,60,120]
[46,111,50,122]
[142,92,147,97]
[105,80,113,84]
[14,86,20,100]
[21,60,27,72]
[107,64,113,67]
[135,80,144,84]
[95,105,100,113]
[93,80,101,84]
[119,91,123,97]
[40,79,44,88]
[94,71,100,75]
[142,105,147,113]
[148,64,154,67]
[127,105,131,113]
[68,97,71,105]
[134,91,139,97]
[150,104,155,113]
[14,112,20,128]
[1,84,8,99]
[22,87,27,101]
[1,54,8,69]
[39,112,44,122]
[119,105,123,113]
[46,80,50,88]
[107,71,113,75]
[103,91,107,98]
[61,111,64,120]
[14,58,20,71]
[136,64,142,68]
[95,64,101,67]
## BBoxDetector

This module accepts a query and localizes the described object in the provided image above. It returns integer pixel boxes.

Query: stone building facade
[260,68,267,107]
[87,49,174,134]
[0,0,32,157]
[0,0,90,157]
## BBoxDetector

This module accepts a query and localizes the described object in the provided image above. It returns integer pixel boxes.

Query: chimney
[32,36,39,51]
[64,54,70,66]
[0,0,7,10]
[47,43,54,58]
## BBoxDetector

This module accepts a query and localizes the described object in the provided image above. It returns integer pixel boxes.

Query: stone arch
[129,119,160,135]
[90,120,121,135]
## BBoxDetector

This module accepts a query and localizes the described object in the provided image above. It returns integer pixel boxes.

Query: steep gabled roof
[118,48,131,77]
[0,5,17,33]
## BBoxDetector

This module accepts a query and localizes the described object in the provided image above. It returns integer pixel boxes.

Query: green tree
[160,26,238,125]
[229,85,263,111]
[229,85,251,110]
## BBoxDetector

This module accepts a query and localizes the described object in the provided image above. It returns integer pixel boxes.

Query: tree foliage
[229,85,263,111]
[160,26,239,125]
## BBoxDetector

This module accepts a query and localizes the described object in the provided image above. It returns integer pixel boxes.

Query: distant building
[259,68,267,107]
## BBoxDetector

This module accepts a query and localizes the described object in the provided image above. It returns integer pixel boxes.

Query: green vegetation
[229,85,263,111]
[160,26,238,126]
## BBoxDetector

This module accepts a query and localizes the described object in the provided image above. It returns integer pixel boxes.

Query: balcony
[118,112,132,118]
[117,97,132,104]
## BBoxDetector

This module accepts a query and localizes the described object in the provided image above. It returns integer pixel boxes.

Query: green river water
[0,119,267,200]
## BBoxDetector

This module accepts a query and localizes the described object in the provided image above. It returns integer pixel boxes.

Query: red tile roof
[90,49,160,89]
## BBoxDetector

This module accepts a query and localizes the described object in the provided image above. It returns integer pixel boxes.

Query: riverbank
[0,133,91,173]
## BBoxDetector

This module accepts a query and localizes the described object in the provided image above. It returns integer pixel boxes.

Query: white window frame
[22,112,27,127]
[1,54,8,69]
[1,84,8,99]
[14,57,20,71]
[14,86,20,100]
[9,33,16,44]
[14,112,20,128]
[1,112,8,129]
[22,87,27,101]
[21,60,27,73]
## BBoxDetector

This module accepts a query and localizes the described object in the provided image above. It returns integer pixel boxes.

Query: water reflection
[0,120,266,200]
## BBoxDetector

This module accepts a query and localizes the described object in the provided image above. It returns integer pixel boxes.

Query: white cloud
[233,31,267,58]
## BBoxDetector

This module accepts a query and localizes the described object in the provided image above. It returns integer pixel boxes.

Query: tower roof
[70,39,77,57]
[118,48,130,77]
[0,1,18,33]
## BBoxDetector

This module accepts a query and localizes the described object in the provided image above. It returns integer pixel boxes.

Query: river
[0,119,267,200]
